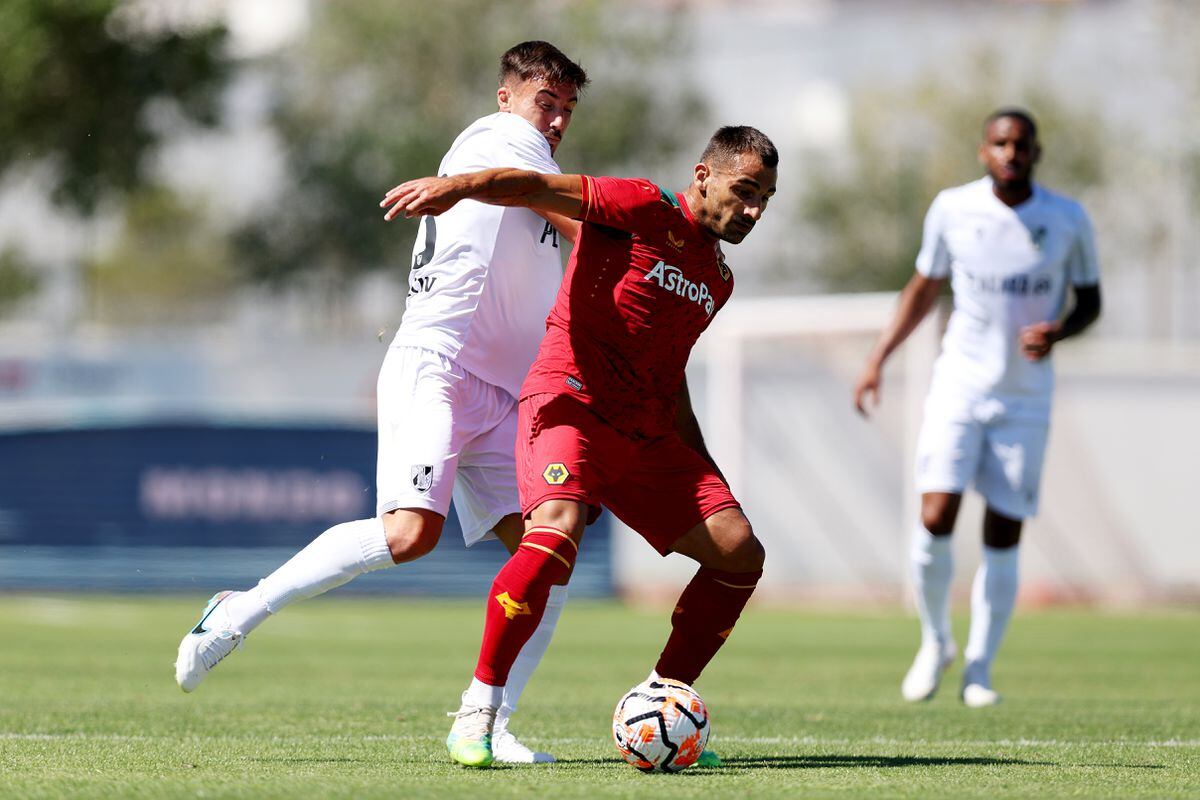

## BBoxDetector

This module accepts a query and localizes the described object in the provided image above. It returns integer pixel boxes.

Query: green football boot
[446,695,497,768]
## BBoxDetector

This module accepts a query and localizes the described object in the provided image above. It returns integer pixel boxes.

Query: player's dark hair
[499,41,589,91]
[700,126,779,170]
[984,107,1038,139]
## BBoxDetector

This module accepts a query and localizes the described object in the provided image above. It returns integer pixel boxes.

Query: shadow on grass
[711,755,1166,772]
[558,754,1055,770]
[715,754,1054,770]
[246,757,525,770]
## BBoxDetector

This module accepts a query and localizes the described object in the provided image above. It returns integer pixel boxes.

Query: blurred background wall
[0,0,1196,603]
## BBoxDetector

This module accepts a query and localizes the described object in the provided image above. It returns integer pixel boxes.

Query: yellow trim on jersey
[581,175,594,220]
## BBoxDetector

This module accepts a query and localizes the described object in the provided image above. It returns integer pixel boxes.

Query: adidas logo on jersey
[644,261,715,318]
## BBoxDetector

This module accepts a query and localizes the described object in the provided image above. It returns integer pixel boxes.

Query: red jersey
[521,176,735,438]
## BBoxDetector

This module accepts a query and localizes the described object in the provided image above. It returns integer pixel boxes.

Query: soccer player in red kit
[381,126,778,767]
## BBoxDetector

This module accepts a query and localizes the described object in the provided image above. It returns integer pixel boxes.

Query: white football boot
[175,590,245,692]
[491,722,555,764]
[961,660,1001,707]
[901,640,957,702]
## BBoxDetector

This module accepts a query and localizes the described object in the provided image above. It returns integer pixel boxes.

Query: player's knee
[382,510,444,563]
[983,509,1022,549]
[735,535,766,573]
[920,498,958,535]
[921,511,955,536]
[722,522,765,573]
[528,499,587,537]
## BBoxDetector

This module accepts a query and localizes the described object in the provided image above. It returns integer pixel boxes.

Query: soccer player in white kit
[174,42,588,762]
[854,109,1102,707]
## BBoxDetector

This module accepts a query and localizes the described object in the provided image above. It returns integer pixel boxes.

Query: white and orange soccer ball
[612,678,710,772]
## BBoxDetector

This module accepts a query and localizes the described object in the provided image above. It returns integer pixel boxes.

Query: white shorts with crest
[375,346,519,546]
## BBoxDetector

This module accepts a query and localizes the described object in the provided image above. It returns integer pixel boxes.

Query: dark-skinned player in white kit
[855,108,1101,707]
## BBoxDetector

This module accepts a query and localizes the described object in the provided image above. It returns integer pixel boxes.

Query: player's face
[695,153,778,244]
[497,78,579,155]
[979,116,1040,189]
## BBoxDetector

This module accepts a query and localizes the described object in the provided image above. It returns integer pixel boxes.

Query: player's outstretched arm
[381,169,584,222]
[1019,283,1101,361]
[854,271,944,417]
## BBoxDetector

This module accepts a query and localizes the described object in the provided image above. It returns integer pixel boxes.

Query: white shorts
[914,390,1050,520]
[375,346,520,546]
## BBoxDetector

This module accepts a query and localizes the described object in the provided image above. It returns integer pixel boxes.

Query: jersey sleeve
[915,193,952,278]
[579,176,672,235]
[1066,203,1101,287]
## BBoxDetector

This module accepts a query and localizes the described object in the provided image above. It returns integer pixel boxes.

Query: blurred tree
[0,249,39,317]
[0,0,232,320]
[0,0,231,214]
[793,50,1107,293]
[83,185,235,325]
[231,0,706,292]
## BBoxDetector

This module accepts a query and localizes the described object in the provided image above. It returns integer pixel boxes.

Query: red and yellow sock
[654,566,762,685]
[474,526,577,686]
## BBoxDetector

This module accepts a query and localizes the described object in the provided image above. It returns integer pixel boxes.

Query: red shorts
[517,393,740,555]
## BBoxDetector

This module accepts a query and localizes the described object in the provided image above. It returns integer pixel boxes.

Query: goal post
[613,291,942,602]
[614,291,1200,606]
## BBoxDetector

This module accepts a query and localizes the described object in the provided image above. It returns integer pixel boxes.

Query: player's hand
[854,363,882,418]
[380,176,463,221]
[1019,321,1062,361]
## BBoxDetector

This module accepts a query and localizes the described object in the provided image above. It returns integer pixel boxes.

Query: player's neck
[681,187,719,240]
[991,180,1034,208]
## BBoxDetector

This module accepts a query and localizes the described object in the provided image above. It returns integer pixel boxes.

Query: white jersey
[391,112,566,397]
[917,177,1100,404]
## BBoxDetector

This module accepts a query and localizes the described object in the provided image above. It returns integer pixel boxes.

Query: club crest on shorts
[410,464,434,493]
[542,462,570,485]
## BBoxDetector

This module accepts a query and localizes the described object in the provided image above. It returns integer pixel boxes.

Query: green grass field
[1,595,1197,799]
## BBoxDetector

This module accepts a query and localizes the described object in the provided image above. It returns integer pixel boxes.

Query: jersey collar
[984,175,1040,212]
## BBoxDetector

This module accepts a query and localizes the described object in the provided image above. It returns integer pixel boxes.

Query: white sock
[464,677,504,709]
[964,544,1020,686]
[220,590,270,634]
[223,518,393,633]
[495,584,568,731]
[910,522,954,650]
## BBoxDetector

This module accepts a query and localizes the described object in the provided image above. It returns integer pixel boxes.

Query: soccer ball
[612,678,710,772]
